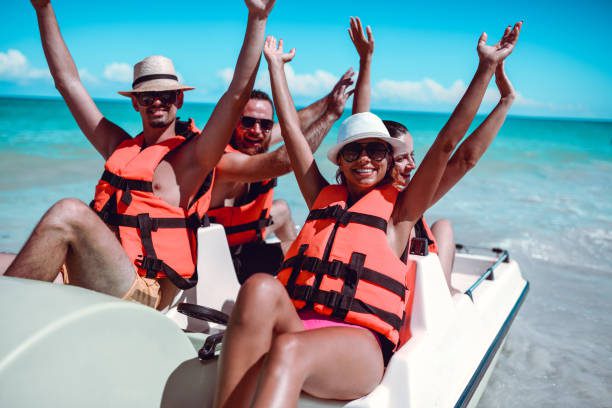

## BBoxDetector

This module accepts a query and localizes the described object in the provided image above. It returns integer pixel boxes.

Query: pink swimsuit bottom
[298,309,382,349]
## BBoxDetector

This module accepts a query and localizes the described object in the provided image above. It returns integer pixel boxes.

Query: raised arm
[430,60,515,204]
[395,22,522,224]
[216,71,352,183]
[31,0,129,159]
[349,16,374,114]
[193,0,275,175]
[264,37,328,208]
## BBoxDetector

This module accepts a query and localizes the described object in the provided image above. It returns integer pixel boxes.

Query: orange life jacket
[208,145,276,247]
[91,133,214,289]
[277,184,412,351]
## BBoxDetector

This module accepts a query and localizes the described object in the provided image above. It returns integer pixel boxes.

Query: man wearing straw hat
[4,0,276,310]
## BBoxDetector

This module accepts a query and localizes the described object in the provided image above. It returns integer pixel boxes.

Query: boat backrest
[164,224,240,333]
[405,253,455,338]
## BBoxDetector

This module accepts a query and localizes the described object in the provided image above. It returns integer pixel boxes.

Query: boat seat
[164,223,240,334]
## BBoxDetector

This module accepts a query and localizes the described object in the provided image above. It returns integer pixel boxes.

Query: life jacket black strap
[291,285,403,332]
[214,210,272,237]
[281,254,406,299]
[235,178,277,206]
[414,217,435,245]
[98,211,207,231]
[284,244,309,297]
[306,205,387,232]
[100,170,154,193]
[136,255,198,290]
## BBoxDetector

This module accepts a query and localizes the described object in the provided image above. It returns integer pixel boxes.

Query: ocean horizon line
[1,94,610,125]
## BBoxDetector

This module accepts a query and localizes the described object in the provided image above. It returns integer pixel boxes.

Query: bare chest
[210,180,249,208]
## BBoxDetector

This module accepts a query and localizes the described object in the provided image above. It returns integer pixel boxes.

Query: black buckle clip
[136,256,163,272]
[325,291,340,309]
[296,285,313,302]
[327,260,343,278]
[137,213,158,232]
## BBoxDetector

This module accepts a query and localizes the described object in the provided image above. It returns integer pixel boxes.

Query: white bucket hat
[118,55,194,96]
[327,112,406,164]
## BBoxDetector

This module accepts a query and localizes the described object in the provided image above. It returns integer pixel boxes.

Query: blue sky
[1,0,610,119]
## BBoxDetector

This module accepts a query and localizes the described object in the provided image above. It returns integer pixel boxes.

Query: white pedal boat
[0,223,528,407]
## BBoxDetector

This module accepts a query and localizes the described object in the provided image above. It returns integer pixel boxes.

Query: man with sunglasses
[208,73,354,283]
[4,0,276,310]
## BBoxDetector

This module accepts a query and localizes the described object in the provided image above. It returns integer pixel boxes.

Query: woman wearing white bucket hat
[349,17,521,292]
[214,24,521,406]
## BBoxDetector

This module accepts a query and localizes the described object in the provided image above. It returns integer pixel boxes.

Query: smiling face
[231,98,274,155]
[131,90,183,129]
[337,138,393,197]
[392,131,416,188]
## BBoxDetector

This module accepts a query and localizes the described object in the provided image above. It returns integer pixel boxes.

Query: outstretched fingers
[349,16,374,57]
[263,36,296,64]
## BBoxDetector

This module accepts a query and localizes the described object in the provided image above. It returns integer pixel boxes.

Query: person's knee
[432,218,454,239]
[267,332,304,374]
[234,273,287,325]
[272,199,291,222]
[42,198,90,233]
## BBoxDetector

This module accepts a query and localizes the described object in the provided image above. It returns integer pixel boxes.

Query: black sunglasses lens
[340,142,388,162]
[159,92,177,105]
[241,117,256,128]
[136,94,152,106]
[366,143,389,161]
[260,119,274,131]
[137,92,177,106]
[241,117,274,131]
[340,143,361,162]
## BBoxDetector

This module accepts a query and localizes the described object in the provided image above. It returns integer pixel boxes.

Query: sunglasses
[135,91,179,107]
[340,142,390,163]
[240,116,274,132]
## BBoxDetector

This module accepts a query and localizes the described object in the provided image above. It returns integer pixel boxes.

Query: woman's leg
[214,273,304,408]
[252,326,385,408]
[431,218,456,292]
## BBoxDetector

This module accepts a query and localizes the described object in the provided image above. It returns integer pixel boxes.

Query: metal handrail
[464,249,509,301]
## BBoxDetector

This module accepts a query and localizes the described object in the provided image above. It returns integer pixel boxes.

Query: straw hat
[118,55,194,96]
[327,112,406,164]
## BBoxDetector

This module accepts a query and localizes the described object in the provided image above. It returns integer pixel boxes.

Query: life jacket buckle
[137,213,158,232]
[325,205,343,220]
[328,260,343,278]
[136,255,163,273]
[325,290,340,309]
[337,211,352,226]
[186,213,202,230]
[304,257,320,274]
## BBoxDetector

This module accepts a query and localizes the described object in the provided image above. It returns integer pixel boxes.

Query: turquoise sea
[1,96,611,407]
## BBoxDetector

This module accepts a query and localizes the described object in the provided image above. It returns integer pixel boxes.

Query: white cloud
[103,62,132,83]
[0,49,49,81]
[217,68,234,86]
[374,78,466,104]
[282,65,338,97]
[375,76,543,110]
[217,65,338,98]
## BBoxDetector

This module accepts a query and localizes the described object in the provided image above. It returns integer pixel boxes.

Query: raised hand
[477,21,522,66]
[348,16,374,59]
[263,36,296,67]
[245,0,276,18]
[326,68,355,118]
[495,61,515,101]
[31,0,50,10]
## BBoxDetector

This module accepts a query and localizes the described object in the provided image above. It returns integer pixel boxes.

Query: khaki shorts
[59,265,161,309]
